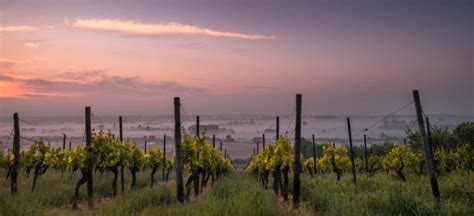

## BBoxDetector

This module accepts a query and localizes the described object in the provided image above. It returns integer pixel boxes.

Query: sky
[0,0,472,116]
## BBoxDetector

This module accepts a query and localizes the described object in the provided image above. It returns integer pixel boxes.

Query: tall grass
[0,169,289,215]
[141,171,292,216]
[0,168,174,215]
[1,168,472,215]
[299,171,473,215]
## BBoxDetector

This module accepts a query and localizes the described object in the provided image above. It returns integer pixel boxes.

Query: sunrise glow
[0,0,472,115]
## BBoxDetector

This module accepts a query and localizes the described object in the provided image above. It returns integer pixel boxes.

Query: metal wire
[19,117,65,136]
[91,112,114,132]
[353,100,414,137]
[4,128,14,150]
[20,135,37,143]
[283,106,296,136]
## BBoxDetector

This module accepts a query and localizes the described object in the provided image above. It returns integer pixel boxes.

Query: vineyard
[245,136,473,215]
[0,91,473,215]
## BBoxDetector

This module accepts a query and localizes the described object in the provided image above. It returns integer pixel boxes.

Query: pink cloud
[24,42,39,48]
[71,18,274,40]
[0,26,39,32]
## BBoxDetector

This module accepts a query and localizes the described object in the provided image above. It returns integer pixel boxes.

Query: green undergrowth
[1,169,472,215]
[0,170,289,216]
[298,171,473,215]
[141,171,291,216]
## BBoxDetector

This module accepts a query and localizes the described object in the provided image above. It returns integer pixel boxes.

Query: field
[1,100,472,215]
[299,171,473,215]
[1,168,472,215]
[0,169,290,215]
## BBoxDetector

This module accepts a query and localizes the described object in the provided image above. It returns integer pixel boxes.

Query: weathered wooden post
[119,116,125,192]
[262,134,266,149]
[144,141,147,154]
[257,142,260,154]
[85,107,94,207]
[293,94,302,207]
[224,148,227,159]
[220,142,223,152]
[364,134,369,175]
[11,113,20,194]
[426,117,437,175]
[194,116,200,196]
[404,138,407,145]
[72,109,95,209]
[211,135,216,183]
[162,135,166,181]
[426,117,439,184]
[347,118,357,185]
[69,140,72,151]
[413,90,440,201]
[312,134,317,174]
[196,116,200,138]
[174,97,184,203]
[276,116,280,140]
[212,135,216,148]
[63,134,66,150]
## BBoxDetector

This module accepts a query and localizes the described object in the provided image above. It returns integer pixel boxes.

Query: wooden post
[426,117,434,149]
[293,94,302,206]
[119,116,123,142]
[347,117,357,185]
[11,113,20,194]
[85,106,94,207]
[212,135,216,148]
[426,117,437,177]
[224,148,227,159]
[312,134,317,174]
[194,116,200,196]
[413,90,440,201]
[426,118,438,187]
[119,116,125,192]
[262,134,266,149]
[364,134,369,174]
[174,97,184,203]
[144,141,147,154]
[404,138,407,145]
[220,142,223,152]
[69,141,72,151]
[196,116,200,138]
[276,116,280,140]
[63,134,66,150]
[257,142,259,154]
[162,135,166,181]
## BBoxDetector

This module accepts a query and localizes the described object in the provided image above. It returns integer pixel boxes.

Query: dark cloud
[1,71,205,99]
[0,75,14,81]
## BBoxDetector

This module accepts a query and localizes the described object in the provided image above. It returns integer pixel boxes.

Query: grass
[0,168,175,215]
[0,168,472,215]
[141,172,294,216]
[0,169,291,215]
[298,171,474,215]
